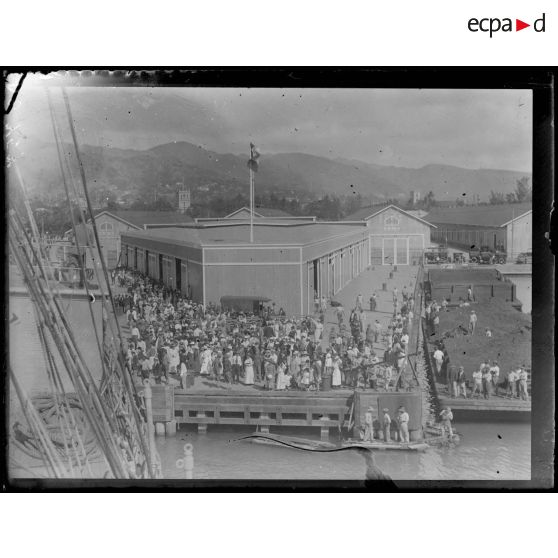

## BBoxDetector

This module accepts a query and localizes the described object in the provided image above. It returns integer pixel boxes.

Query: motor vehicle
[452,252,465,264]
[468,245,506,264]
[516,251,532,264]
[423,247,449,264]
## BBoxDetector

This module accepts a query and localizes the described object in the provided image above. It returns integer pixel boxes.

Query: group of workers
[433,340,529,401]
[362,405,412,443]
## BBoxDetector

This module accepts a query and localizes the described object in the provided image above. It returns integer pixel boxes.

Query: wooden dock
[173,390,351,439]
[438,392,531,415]
[144,385,424,440]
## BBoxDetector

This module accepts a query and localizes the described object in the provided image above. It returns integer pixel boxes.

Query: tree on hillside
[344,193,363,216]
[305,195,343,220]
[489,190,506,204]
[514,177,531,202]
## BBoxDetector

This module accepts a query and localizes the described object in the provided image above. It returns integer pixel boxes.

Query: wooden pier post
[197,411,207,434]
[176,443,194,479]
[320,415,330,441]
[260,413,270,434]
[165,420,177,437]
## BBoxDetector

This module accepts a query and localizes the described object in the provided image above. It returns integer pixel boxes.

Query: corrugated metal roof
[224,206,294,218]
[95,210,194,228]
[425,203,532,227]
[343,203,391,221]
[122,222,367,247]
[343,204,435,227]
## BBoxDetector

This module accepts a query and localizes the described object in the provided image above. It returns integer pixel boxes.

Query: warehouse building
[121,221,370,316]
[66,210,193,268]
[344,205,435,266]
[425,203,532,259]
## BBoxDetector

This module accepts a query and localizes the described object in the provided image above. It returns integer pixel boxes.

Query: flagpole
[250,148,254,243]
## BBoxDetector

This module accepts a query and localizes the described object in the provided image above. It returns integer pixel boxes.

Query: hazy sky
[7,75,532,172]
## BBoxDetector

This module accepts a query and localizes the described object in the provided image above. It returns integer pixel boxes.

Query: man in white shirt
[489,361,500,396]
[397,406,410,443]
[471,368,483,398]
[131,325,140,345]
[433,347,444,375]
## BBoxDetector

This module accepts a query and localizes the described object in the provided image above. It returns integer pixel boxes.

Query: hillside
[11,138,530,204]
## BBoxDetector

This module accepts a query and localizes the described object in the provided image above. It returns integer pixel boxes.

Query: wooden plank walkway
[438,394,531,413]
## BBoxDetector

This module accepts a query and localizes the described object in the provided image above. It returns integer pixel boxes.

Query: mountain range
[13,138,530,203]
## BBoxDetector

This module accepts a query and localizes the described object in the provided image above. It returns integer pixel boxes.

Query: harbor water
[156,421,530,481]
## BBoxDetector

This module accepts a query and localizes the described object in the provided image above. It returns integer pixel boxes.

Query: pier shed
[344,205,435,266]
[121,221,370,316]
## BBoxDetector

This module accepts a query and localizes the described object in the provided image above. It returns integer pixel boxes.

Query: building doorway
[175,258,182,292]
[383,237,409,265]
[158,254,163,282]
[396,238,409,265]
[383,238,395,265]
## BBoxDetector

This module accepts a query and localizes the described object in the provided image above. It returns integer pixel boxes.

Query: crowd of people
[110,268,417,394]
[431,339,530,401]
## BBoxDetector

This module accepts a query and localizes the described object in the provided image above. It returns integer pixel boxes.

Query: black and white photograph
[3,70,551,486]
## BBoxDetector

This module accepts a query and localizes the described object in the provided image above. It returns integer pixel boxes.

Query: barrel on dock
[321,374,332,391]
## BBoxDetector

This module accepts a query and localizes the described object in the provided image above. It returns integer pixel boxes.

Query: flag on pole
[247,142,261,172]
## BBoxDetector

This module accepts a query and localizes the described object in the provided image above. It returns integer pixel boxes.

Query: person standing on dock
[506,368,517,398]
[471,367,483,398]
[433,311,440,337]
[433,346,444,378]
[468,310,477,335]
[518,366,529,400]
[369,293,377,312]
[374,319,382,344]
[231,351,242,384]
[332,354,342,388]
[457,366,468,398]
[337,305,345,327]
[363,406,375,442]
[439,406,454,438]
[243,354,255,385]
[490,361,500,396]
[482,366,492,399]
[448,364,458,398]
[382,408,391,442]
[356,293,364,312]
[397,406,410,443]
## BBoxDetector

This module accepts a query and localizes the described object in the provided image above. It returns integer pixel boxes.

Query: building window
[100,222,113,234]
[384,214,400,232]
